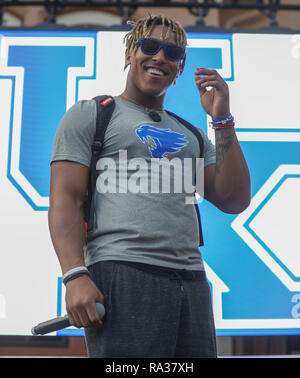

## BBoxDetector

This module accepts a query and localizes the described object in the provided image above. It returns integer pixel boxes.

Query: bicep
[49,161,89,206]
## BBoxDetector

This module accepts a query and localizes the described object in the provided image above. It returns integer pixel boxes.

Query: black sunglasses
[133,38,186,62]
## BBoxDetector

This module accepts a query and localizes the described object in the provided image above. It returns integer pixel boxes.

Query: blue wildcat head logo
[135,125,188,158]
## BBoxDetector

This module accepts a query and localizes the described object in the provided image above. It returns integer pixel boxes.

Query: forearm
[213,127,251,213]
[48,197,86,274]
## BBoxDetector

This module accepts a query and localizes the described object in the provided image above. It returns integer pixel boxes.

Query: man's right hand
[65,275,105,328]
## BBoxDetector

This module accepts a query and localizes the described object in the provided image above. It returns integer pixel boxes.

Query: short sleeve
[50,99,97,168]
[198,129,216,167]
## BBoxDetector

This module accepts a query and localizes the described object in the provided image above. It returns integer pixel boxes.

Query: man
[49,14,250,357]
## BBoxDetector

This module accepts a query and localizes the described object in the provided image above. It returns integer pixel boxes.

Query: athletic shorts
[84,260,217,358]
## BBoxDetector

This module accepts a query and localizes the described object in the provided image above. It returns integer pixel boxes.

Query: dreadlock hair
[123,14,187,76]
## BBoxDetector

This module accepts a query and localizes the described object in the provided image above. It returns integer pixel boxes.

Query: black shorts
[84,260,217,358]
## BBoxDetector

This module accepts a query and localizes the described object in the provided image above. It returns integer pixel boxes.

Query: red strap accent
[100,97,113,107]
[84,222,88,236]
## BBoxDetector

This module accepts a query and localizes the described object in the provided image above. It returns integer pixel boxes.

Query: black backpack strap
[165,110,204,158]
[165,110,205,247]
[84,95,115,233]
[93,95,115,154]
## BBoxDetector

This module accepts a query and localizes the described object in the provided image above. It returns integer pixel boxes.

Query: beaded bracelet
[211,121,235,130]
[212,113,233,123]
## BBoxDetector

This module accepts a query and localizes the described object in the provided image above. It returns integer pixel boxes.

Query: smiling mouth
[144,66,167,77]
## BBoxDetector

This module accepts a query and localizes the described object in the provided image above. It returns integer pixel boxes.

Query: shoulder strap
[93,95,115,155]
[165,110,205,247]
[165,110,204,158]
[84,95,115,233]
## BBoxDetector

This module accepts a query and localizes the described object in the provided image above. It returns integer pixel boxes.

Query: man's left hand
[194,68,230,119]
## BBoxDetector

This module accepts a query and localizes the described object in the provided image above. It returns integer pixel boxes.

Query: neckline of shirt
[115,95,166,115]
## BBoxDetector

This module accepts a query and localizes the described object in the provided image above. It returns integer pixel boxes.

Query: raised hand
[194,68,230,120]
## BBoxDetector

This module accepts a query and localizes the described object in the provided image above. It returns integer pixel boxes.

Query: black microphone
[31,303,105,335]
[148,111,161,122]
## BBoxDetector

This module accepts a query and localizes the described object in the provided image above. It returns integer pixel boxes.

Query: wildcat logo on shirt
[135,125,188,158]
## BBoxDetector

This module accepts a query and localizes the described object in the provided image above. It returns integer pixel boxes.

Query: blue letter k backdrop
[0,30,299,336]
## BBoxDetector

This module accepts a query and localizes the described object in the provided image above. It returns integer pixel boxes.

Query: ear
[173,63,183,86]
[125,53,131,67]
[177,61,183,75]
[172,64,181,83]
[123,52,130,71]
[172,73,178,86]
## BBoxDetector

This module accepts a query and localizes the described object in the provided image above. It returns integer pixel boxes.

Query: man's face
[125,25,184,98]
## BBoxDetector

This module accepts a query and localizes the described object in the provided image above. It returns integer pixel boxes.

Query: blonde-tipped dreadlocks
[123,14,187,76]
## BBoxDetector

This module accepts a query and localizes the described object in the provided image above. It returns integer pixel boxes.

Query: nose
[152,47,167,62]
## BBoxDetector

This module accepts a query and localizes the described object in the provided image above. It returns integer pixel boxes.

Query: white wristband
[63,266,88,281]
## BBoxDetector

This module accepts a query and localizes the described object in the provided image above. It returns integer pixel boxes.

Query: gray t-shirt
[51,96,216,270]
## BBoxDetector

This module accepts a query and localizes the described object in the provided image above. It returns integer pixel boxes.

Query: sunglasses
[133,38,186,62]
